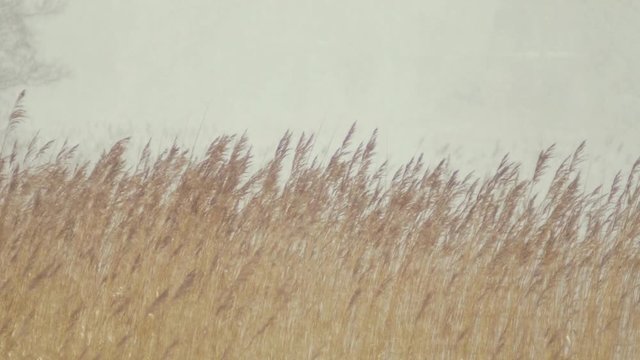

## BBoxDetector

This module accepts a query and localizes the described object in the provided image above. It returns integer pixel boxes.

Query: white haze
[3,0,640,187]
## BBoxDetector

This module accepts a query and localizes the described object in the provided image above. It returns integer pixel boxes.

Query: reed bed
[1,100,639,359]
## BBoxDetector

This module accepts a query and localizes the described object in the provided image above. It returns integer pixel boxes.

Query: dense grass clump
[1,101,639,358]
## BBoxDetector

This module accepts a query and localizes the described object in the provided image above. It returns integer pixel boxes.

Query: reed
[0,101,639,359]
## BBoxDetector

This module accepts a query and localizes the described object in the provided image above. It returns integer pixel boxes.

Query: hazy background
[4,0,640,185]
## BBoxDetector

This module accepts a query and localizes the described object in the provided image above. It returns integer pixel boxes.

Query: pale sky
[4,0,640,184]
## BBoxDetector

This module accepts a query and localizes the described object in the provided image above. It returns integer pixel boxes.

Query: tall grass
[1,101,639,358]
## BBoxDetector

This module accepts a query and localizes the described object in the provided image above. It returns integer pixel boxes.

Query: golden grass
[1,103,640,358]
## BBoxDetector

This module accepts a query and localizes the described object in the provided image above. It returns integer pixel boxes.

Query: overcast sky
[6,0,640,183]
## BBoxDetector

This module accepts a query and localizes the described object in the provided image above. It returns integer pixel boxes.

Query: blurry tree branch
[0,0,67,92]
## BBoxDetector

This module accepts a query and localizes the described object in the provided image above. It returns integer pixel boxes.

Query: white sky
[5,0,640,185]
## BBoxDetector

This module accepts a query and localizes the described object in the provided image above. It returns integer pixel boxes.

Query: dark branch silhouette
[0,0,67,92]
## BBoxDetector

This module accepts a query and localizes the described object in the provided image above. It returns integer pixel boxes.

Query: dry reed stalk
[0,114,638,358]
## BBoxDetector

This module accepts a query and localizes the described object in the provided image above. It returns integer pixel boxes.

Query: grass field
[1,99,639,358]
